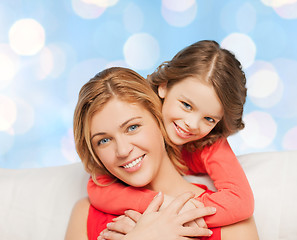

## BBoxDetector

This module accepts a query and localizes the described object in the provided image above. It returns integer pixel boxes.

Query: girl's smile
[158,77,224,146]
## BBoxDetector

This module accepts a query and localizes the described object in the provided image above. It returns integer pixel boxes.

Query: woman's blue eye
[205,117,215,123]
[128,124,139,132]
[182,101,192,110]
[98,138,110,145]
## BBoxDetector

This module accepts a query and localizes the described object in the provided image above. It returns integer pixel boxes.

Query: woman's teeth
[123,155,144,169]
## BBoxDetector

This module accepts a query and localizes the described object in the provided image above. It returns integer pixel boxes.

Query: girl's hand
[98,191,215,240]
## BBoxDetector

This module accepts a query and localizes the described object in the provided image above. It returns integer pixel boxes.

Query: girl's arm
[88,175,157,215]
[182,137,254,228]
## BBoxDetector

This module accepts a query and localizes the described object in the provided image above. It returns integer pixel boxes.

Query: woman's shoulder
[65,198,90,240]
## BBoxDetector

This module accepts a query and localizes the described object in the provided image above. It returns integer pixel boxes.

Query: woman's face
[90,98,168,187]
[158,77,224,146]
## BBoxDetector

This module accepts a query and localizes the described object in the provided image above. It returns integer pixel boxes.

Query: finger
[194,218,208,229]
[165,192,195,214]
[107,217,135,234]
[142,192,164,214]
[190,198,205,208]
[178,206,216,225]
[181,226,213,238]
[99,229,125,240]
[112,215,125,222]
[124,210,142,222]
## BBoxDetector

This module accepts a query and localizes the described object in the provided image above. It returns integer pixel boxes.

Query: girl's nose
[185,116,200,132]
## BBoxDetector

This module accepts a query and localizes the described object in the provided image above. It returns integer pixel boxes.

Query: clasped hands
[98,191,216,240]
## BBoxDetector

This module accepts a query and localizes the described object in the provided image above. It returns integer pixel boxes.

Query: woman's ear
[158,83,168,99]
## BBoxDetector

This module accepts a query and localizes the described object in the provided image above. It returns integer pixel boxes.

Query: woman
[65,67,258,240]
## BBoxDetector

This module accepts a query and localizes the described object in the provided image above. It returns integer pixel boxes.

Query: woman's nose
[115,138,133,158]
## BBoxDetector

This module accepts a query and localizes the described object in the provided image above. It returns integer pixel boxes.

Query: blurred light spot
[248,70,279,98]
[12,98,35,135]
[161,0,197,27]
[0,44,19,90]
[282,126,297,150]
[0,95,17,131]
[236,2,256,33]
[240,111,277,148]
[270,58,297,118]
[274,2,297,19]
[36,47,54,80]
[261,0,297,8]
[9,18,45,56]
[124,33,160,70]
[82,0,118,7]
[123,3,144,33]
[72,0,106,19]
[48,43,74,78]
[0,131,14,156]
[246,61,283,108]
[61,128,80,163]
[67,58,108,102]
[162,0,196,12]
[221,33,256,69]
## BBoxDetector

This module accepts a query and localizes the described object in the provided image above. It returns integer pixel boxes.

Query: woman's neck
[146,155,205,197]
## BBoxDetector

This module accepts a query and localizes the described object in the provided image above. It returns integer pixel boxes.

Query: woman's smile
[121,154,145,172]
[90,98,169,188]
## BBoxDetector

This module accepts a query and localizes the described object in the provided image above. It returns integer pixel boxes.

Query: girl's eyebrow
[91,116,142,140]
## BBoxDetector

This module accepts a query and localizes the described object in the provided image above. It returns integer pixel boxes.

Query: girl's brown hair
[73,67,186,184]
[148,40,247,150]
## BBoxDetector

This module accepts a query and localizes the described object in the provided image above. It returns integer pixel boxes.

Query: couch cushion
[0,162,89,240]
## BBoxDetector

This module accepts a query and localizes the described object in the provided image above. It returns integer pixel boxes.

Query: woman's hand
[98,191,215,240]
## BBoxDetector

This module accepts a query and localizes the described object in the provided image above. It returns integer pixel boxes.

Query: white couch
[0,151,297,240]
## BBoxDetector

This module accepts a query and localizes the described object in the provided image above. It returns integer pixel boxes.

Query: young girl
[87,40,254,228]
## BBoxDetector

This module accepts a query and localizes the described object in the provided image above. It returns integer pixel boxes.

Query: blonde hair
[73,67,186,184]
[148,40,247,150]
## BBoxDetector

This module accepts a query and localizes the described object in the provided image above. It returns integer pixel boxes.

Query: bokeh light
[9,19,45,56]
[221,33,256,69]
[72,0,106,19]
[123,3,144,33]
[124,33,160,70]
[274,1,297,19]
[61,128,80,163]
[240,111,277,149]
[236,2,257,33]
[282,127,297,150]
[12,98,35,135]
[0,44,19,90]
[260,0,297,8]
[161,0,197,27]
[0,95,17,132]
[82,0,118,7]
[247,61,283,108]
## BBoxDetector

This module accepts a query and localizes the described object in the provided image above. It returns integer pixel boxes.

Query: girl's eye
[205,117,215,123]
[127,124,139,132]
[182,101,192,110]
[98,138,110,146]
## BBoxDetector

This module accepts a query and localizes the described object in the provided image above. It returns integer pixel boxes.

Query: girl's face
[158,77,224,146]
[90,98,169,188]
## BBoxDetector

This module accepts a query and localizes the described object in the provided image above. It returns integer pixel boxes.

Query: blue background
[0,0,297,168]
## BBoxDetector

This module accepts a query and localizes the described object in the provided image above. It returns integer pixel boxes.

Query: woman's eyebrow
[119,116,142,128]
[91,116,142,140]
